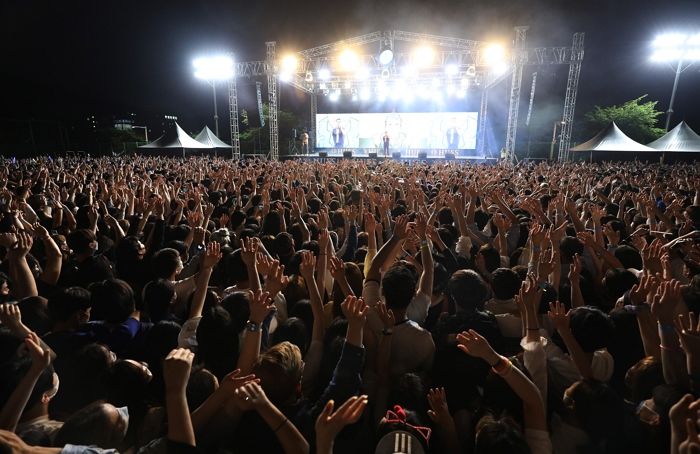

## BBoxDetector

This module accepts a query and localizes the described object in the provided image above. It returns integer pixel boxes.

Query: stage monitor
[316,112,478,150]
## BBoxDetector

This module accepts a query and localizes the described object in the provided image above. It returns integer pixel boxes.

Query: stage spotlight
[281,54,298,72]
[446,83,456,96]
[414,46,434,67]
[651,33,700,62]
[418,84,431,100]
[401,65,418,78]
[460,77,470,88]
[329,89,340,102]
[431,77,441,88]
[319,82,327,90]
[305,71,313,82]
[360,86,371,100]
[339,49,358,70]
[456,89,467,99]
[318,68,331,80]
[279,72,292,82]
[379,40,394,65]
[193,55,234,80]
[344,80,352,90]
[381,68,391,79]
[493,61,509,75]
[445,64,459,76]
[355,66,370,80]
[484,43,506,66]
[466,65,476,77]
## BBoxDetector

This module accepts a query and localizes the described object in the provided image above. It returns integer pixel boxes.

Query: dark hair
[142,279,176,323]
[271,317,309,355]
[625,356,663,404]
[614,245,643,270]
[151,248,181,279]
[89,279,135,324]
[603,268,638,303]
[491,268,521,300]
[197,305,239,379]
[448,269,489,312]
[381,265,417,310]
[55,401,126,449]
[474,417,531,454]
[560,237,584,263]
[17,296,51,336]
[48,286,91,323]
[67,229,96,255]
[567,379,624,445]
[569,306,615,352]
[479,244,501,273]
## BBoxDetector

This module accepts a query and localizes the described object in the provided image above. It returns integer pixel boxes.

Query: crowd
[0,155,699,453]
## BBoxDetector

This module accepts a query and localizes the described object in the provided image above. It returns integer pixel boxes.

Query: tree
[240,104,300,155]
[584,95,665,144]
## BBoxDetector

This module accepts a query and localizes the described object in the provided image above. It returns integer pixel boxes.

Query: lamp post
[650,33,700,131]
[193,55,234,137]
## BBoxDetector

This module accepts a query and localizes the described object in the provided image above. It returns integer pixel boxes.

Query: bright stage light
[319,82,327,90]
[492,61,509,75]
[413,46,434,67]
[344,80,352,90]
[456,89,467,99]
[360,86,371,101]
[305,71,313,82]
[339,49,359,70]
[484,44,506,66]
[401,65,418,78]
[446,83,456,96]
[193,55,234,80]
[460,77,470,89]
[279,72,292,82]
[318,68,331,80]
[329,89,341,102]
[651,33,700,62]
[431,77,441,88]
[418,83,431,100]
[281,54,298,72]
[355,66,370,80]
[379,48,394,65]
[445,64,459,76]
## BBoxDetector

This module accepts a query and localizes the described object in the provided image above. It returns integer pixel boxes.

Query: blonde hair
[254,341,304,405]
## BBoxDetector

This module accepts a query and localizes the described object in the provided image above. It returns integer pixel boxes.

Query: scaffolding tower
[227,74,240,160]
[504,26,528,163]
[558,33,585,161]
[266,41,279,161]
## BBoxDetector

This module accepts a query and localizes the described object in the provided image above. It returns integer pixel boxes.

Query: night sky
[2,0,700,148]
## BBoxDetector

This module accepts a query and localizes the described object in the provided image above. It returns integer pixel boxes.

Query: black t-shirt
[60,254,115,288]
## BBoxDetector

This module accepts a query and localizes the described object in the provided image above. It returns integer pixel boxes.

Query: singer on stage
[382,131,390,156]
[301,130,309,154]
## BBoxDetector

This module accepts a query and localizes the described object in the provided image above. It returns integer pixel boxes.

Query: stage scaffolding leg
[228,75,240,160]
[504,26,528,164]
[478,88,488,156]
[310,92,317,151]
[266,41,279,161]
[558,33,584,162]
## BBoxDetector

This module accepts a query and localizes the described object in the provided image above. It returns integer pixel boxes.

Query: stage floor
[284,151,497,163]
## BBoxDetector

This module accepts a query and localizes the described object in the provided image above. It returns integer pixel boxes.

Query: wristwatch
[245,321,260,332]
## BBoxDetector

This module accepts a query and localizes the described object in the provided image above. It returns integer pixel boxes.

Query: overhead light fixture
[318,68,331,80]
[413,46,434,67]
[339,49,358,71]
[445,64,459,76]
[355,66,370,80]
[651,32,700,62]
[381,68,390,79]
[305,71,313,82]
[484,44,506,66]
[379,39,394,65]
[466,65,476,77]
[193,55,235,80]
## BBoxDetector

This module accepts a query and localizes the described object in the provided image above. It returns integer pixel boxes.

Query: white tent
[647,121,700,152]
[570,122,655,152]
[195,126,231,149]
[139,123,213,156]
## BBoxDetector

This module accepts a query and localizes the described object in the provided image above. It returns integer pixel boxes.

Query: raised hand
[364,211,377,234]
[298,250,316,280]
[163,348,194,394]
[375,301,395,330]
[25,331,51,372]
[341,295,368,327]
[426,387,451,425]
[233,382,270,412]
[248,289,273,325]
[529,223,546,248]
[547,301,570,333]
[7,231,33,259]
[329,256,345,282]
[263,259,289,298]
[315,396,368,448]
[218,369,260,397]
[202,241,222,269]
[318,229,330,254]
[651,279,682,325]
[392,214,411,240]
[568,253,582,283]
[675,313,700,358]
[517,274,542,314]
[456,329,498,362]
[240,237,259,268]
[414,211,428,240]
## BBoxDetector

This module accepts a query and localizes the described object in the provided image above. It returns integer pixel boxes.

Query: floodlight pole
[212,81,220,137]
[665,59,683,132]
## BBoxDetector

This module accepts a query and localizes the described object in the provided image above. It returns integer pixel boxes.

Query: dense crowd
[0,155,699,453]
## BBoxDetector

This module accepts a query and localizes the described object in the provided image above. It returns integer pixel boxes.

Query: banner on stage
[256,82,265,127]
[315,112,478,149]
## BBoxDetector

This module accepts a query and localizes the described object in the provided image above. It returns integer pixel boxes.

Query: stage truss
[226,28,584,162]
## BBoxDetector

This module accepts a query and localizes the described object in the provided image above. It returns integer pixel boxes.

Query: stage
[283,148,498,164]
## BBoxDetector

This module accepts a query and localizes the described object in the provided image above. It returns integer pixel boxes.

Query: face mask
[116,405,130,438]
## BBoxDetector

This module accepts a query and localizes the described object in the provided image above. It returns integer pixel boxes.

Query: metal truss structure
[224,29,584,162]
[227,76,240,159]
[557,33,585,161]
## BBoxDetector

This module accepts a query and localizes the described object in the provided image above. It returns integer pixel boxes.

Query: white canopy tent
[138,123,213,156]
[647,121,700,152]
[195,126,231,149]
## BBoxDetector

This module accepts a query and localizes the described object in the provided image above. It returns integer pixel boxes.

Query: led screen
[316,112,478,149]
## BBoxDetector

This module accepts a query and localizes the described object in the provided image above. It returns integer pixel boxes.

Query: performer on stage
[332,118,345,148]
[382,131,390,156]
[446,118,460,149]
[301,130,309,154]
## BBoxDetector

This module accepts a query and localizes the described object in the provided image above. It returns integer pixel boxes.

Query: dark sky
[2,0,700,136]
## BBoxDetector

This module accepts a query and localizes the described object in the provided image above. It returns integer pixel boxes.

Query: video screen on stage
[315,112,478,150]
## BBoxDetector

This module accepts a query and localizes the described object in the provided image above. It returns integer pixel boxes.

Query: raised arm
[548,302,594,380]
[364,214,410,285]
[6,232,38,299]
[163,348,196,446]
[236,290,273,375]
[33,224,62,287]
[415,212,434,298]
[299,251,326,343]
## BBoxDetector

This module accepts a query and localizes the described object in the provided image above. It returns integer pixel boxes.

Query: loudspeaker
[319,151,328,158]
[445,152,456,160]
[368,152,378,159]
[392,152,401,159]
[417,151,428,159]
[343,150,353,158]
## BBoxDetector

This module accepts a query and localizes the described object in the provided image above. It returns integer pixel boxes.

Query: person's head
[569,306,615,353]
[625,356,664,404]
[142,278,176,323]
[197,305,239,379]
[474,414,531,454]
[448,269,489,312]
[253,341,303,406]
[151,248,183,280]
[67,229,98,257]
[490,268,521,301]
[107,359,153,408]
[89,279,135,324]
[381,265,417,311]
[559,236,584,263]
[271,317,309,355]
[54,401,130,449]
[16,296,51,336]
[563,379,624,443]
[187,367,219,411]
[603,268,638,303]
[115,236,146,267]
[614,244,643,270]
[478,244,501,274]
[48,286,91,327]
